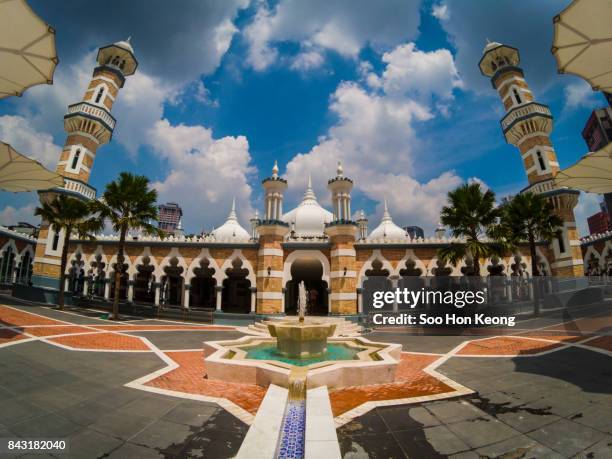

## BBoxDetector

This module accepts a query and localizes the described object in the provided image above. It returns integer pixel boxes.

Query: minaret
[326,161,358,314]
[31,39,138,292]
[256,161,289,314]
[479,41,583,276]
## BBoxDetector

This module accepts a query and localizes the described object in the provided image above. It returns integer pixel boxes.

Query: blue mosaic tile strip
[277,400,306,459]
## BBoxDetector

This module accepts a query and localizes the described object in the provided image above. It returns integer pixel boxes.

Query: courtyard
[0,295,610,458]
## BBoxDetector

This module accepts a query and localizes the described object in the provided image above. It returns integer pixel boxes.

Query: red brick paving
[0,306,61,327]
[24,326,94,337]
[49,332,150,351]
[582,336,612,352]
[0,328,26,345]
[91,324,232,332]
[329,354,453,417]
[457,336,562,356]
[145,351,266,414]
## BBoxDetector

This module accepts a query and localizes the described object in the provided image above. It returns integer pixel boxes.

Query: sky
[0,0,607,236]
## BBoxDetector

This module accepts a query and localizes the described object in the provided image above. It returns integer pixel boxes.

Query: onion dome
[211,198,250,240]
[368,200,407,240]
[282,175,333,237]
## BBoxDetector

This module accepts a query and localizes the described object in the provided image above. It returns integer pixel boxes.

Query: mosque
[4,38,591,319]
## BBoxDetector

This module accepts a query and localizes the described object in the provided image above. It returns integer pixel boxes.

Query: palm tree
[437,183,502,276]
[89,172,161,320]
[500,192,562,277]
[500,192,562,314]
[35,195,101,310]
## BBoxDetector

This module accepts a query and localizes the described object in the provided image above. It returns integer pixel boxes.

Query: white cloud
[290,50,325,72]
[0,203,37,227]
[146,119,256,232]
[377,43,462,100]
[564,80,599,110]
[0,115,61,168]
[431,3,449,21]
[283,43,465,232]
[243,0,422,71]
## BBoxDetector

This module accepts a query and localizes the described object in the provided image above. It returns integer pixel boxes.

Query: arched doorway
[362,259,392,313]
[90,255,106,297]
[190,259,216,309]
[398,259,424,310]
[161,257,184,307]
[222,258,251,313]
[0,245,16,284]
[134,257,155,304]
[110,262,129,300]
[285,258,328,316]
[16,251,33,285]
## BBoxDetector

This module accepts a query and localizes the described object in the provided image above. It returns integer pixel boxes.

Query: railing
[62,178,97,200]
[66,102,116,130]
[520,178,557,195]
[501,102,551,132]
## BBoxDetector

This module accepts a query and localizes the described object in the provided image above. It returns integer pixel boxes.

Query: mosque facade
[6,39,591,317]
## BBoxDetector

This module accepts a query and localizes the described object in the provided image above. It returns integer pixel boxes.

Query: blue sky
[0,0,606,236]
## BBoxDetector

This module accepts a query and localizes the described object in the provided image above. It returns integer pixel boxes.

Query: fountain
[266,281,336,358]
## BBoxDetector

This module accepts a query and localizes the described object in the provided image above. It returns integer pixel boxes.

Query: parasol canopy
[0,142,64,192]
[551,0,612,92]
[554,143,612,194]
[0,0,58,99]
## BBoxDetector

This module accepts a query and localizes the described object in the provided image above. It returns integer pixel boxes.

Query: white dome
[114,37,134,53]
[483,40,502,53]
[211,199,250,241]
[282,176,333,237]
[369,200,408,240]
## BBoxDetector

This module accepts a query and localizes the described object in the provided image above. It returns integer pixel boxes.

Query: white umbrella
[551,0,612,92]
[0,142,64,192]
[554,143,612,193]
[0,0,58,99]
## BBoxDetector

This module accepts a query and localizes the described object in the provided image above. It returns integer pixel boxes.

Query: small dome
[369,200,407,240]
[483,39,502,53]
[282,176,333,237]
[114,37,134,53]
[211,198,250,240]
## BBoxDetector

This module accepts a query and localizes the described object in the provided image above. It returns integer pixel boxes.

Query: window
[557,233,565,253]
[94,87,104,104]
[513,88,522,104]
[536,150,546,171]
[52,230,60,251]
[71,149,81,170]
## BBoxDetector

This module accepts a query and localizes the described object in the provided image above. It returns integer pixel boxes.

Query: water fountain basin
[266,321,337,358]
[203,336,402,389]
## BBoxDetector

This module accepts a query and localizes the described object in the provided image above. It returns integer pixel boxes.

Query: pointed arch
[394,249,427,277]
[282,250,331,285]
[220,249,256,284]
[185,248,222,284]
[357,249,394,287]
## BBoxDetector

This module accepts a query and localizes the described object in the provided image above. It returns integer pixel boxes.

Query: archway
[0,245,16,284]
[398,259,424,310]
[190,259,216,309]
[222,258,251,313]
[134,257,155,304]
[161,257,184,307]
[90,254,107,297]
[362,259,392,313]
[285,257,328,316]
[16,251,33,284]
[110,262,129,301]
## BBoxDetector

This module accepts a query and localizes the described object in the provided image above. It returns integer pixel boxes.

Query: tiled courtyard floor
[0,296,610,458]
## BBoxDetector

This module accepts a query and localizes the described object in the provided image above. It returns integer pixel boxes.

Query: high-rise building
[479,40,583,276]
[587,211,611,235]
[31,39,138,294]
[582,106,612,152]
[403,226,424,240]
[158,202,184,235]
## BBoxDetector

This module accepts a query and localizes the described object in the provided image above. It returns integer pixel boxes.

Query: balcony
[500,102,552,133]
[65,102,116,131]
[61,178,97,200]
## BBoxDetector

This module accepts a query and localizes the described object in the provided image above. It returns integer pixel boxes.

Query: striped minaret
[479,41,583,276]
[31,39,138,292]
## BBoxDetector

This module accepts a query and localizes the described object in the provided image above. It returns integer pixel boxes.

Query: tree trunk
[58,225,71,311]
[528,231,540,316]
[112,226,127,320]
[473,256,480,277]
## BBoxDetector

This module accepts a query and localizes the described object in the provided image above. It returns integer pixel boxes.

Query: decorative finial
[272,160,279,178]
[303,173,316,201]
[228,197,237,220]
[486,38,490,44]
[337,161,343,177]
[308,173,312,189]
[127,36,132,43]
[382,198,391,221]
